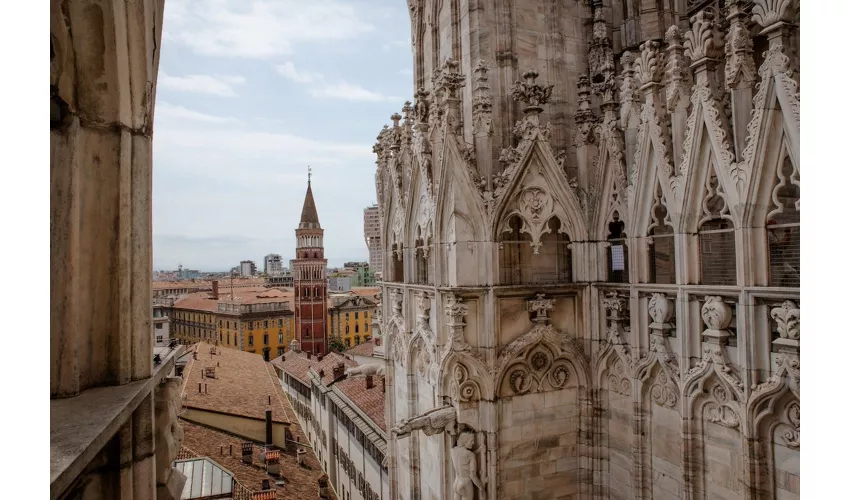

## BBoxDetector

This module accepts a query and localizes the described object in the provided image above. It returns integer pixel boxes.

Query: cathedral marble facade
[374,1,799,499]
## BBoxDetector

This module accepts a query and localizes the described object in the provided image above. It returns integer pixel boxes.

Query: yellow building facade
[327,292,377,348]
[172,287,297,360]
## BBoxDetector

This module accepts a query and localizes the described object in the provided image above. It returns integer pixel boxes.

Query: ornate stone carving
[450,363,482,403]
[413,87,431,124]
[472,59,493,136]
[393,405,458,437]
[575,75,598,147]
[683,9,725,63]
[588,6,615,100]
[608,358,631,396]
[451,432,487,500]
[634,40,663,87]
[665,25,693,112]
[648,293,674,327]
[782,401,800,447]
[751,0,795,28]
[155,377,187,500]
[701,296,733,339]
[510,69,554,115]
[650,370,678,408]
[725,1,757,90]
[704,384,741,428]
[619,52,641,130]
[771,300,799,341]
[528,293,555,323]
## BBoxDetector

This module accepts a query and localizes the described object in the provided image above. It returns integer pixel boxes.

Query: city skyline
[151,0,410,271]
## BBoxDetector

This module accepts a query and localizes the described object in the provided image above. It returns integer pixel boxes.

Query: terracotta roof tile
[334,375,387,432]
[274,351,355,386]
[182,342,290,423]
[179,420,336,500]
[345,340,375,357]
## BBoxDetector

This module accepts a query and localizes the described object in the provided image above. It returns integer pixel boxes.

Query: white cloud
[158,72,246,97]
[163,0,375,59]
[398,68,414,76]
[276,62,321,84]
[155,102,243,125]
[308,82,398,102]
[276,62,398,102]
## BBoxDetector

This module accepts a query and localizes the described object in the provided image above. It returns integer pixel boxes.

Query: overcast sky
[152,0,412,271]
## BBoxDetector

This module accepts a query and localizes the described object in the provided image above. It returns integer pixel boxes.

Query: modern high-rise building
[263,253,283,275]
[239,260,256,277]
[292,173,329,355]
[363,204,382,274]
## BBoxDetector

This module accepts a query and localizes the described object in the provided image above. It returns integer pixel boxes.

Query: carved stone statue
[155,377,187,500]
[393,405,457,437]
[346,363,385,377]
[451,432,486,500]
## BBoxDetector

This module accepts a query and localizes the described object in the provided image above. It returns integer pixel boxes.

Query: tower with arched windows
[293,173,329,355]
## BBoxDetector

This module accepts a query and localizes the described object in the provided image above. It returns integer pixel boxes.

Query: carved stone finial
[445,294,469,327]
[635,40,664,86]
[510,70,554,115]
[528,293,555,324]
[434,57,466,101]
[771,300,800,354]
[648,293,674,330]
[472,60,493,135]
[701,296,733,340]
[588,6,616,99]
[391,112,402,128]
[725,1,757,90]
[751,0,795,30]
[402,101,413,121]
[602,292,628,320]
[684,9,725,64]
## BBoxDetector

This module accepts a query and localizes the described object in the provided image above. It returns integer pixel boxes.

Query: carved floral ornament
[704,384,741,428]
[528,293,555,323]
[502,343,571,397]
[683,9,725,63]
[771,300,799,341]
[608,358,631,397]
[450,362,482,403]
[648,293,674,327]
[510,69,554,114]
[651,370,678,408]
[701,296,733,334]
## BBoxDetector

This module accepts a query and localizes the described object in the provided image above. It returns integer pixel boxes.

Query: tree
[328,336,346,353]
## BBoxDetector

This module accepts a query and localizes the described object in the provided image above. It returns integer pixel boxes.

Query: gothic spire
[298,167,321,229]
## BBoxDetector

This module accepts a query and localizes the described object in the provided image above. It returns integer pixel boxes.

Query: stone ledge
[50,345,185,500]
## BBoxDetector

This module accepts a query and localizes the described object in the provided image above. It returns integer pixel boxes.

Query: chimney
[241,442,253,465]
[212,280,219,300]
[332,362,345,380]
[366,374,374,389]
[261,479,270,491]
[381,378,386,393]
[266,449,281,476]
[317,354,324,362]
[198,383,202,393]
[307,352,312,359]
[265,409,273,445]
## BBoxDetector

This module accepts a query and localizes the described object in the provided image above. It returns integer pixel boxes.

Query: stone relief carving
[771,300,799,341]
[588,7,615,100]
[651,370,678,408]
[704,384,741,428]
[665,25,693,114]
[393,405,458,438]
[751,0,796,27]
[725,1,757,90]
[449,362,482,403]
[451,432,487,500]
[155,377,187,500]
[471,59,493,136]
[497,294,586,397]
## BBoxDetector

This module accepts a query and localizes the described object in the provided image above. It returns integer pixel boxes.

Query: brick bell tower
[293,168,329,355]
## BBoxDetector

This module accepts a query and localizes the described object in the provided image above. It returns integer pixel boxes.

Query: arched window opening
[499,215,528,285]
[392,243,404,282]
[607,212,629,283]
[767,156,800,287]
[699,174,737,285]
[648,187,676,284]
[414,227,432,285]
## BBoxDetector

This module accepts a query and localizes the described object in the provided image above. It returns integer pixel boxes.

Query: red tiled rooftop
[345,340,375,357]
[179,420,336,500]
[335,375,387,432]
[274,350,356,386]
[182,342,290,423]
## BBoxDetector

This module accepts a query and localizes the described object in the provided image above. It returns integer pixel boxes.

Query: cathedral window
[767,156,800,287]
[499,216,572,285]
[607,212,629,283]
[648,186,676,284]
[698,174,737,285]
